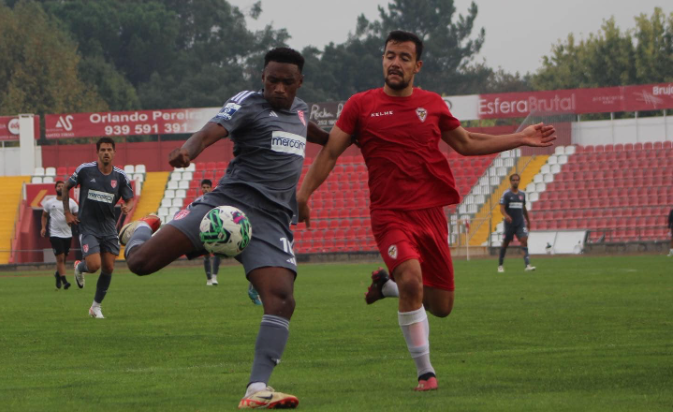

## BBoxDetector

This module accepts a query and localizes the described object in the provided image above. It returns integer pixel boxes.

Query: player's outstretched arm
[169,122,229,168]
[442,123,556,156]
[297,125,352,228]
[307,122,329,146]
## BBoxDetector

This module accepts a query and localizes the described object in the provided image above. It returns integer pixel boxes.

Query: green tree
[301,0,489,101]
[533,9,673,90]
[633,8,673,83]
[0,1,107,116]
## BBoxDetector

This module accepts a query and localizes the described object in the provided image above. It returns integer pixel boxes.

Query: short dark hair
[54,180,64,188]
[96,137,115,151]
[510,174,521,181]
[201,179,212,187]
[264,47,304,73]
[385,30,423,60]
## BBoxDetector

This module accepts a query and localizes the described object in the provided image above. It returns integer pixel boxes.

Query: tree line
[0,0,671,121]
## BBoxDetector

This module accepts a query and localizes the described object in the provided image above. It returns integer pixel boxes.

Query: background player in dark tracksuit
[63,137,134,318]
[498,174,536,272]
[197,179,222,286]
[118,48,330,409]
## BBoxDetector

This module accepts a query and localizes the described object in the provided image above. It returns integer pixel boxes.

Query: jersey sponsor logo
[174,209,190,220]
[216,102,241,120]
[371,111,393,117]
[111,180,117,188]
[269,110,278,117]
[388,244,398,259]
[416,107,427,122]
[508,202,523,209]
[87,189,115,204]
[270,131,306,157]
[297,110,306,126]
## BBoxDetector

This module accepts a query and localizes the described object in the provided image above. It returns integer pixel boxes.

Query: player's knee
[429,305,452,318]
[264,289,295,314]
[396,275,423,299]
[87,262,101,273]
[127,254,152,276]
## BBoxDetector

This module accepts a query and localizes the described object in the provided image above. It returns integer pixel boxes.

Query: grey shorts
[79,233,121,257]
[167,189,297,276]
[503,222,528,242]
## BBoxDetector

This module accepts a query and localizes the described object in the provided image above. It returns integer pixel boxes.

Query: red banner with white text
[444,83,673,121]
[45,107,219,139]
[41,83,673,139]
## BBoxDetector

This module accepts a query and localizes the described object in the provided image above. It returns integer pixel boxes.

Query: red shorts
[371,207,454,291]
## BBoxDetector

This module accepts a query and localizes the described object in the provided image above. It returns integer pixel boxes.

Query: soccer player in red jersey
[297,30,556,391]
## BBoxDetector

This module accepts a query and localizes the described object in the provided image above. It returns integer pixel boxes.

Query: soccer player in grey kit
[118,48,329,409]
[498,173,536,272]
[63,137,134,318]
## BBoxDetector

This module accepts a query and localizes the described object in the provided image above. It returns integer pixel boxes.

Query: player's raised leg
[74,246,102,289]
[238,266,298,409]
[365,267,399,304]
[123,221,193,276]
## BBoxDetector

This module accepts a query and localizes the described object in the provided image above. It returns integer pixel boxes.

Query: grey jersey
[68,162,133,236]
[209,90,308,216]
[500,189,526,226]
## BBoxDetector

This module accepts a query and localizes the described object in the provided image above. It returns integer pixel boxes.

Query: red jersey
[336,88,461,211]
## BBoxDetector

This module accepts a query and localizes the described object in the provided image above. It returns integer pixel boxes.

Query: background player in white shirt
[41,180,79,290]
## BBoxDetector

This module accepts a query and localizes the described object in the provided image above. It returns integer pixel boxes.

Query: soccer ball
[199,206,252,257]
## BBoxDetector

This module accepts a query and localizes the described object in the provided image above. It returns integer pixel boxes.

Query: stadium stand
[0,176,31,264]
[527,144,673,243]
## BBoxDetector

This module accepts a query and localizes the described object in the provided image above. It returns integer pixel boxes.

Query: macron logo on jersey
[271,131,306,158]
[87,190,115,204]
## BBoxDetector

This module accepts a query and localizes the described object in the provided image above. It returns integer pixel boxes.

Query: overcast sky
[229,0,669,74]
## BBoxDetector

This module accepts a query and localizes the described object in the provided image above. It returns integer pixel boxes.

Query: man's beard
[385,76,409,91]
[56,189,62,196]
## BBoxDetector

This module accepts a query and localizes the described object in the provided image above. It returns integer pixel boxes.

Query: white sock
[245,381,267,397]
[91,301,101,308]
[398,306,435,378]
[382,280,399,297]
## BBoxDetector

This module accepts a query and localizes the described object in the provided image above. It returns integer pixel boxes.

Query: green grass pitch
[1,255,671,411]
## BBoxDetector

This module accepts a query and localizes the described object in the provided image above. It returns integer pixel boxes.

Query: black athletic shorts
[49,236,72,256]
